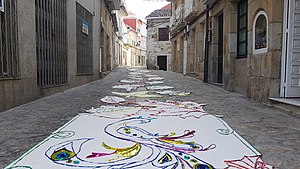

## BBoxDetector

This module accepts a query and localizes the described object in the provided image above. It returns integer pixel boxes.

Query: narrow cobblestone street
[0,67,299,168]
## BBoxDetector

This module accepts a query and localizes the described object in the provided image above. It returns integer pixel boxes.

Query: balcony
[170,4,185,35]
[185,0,197,21]
[185,0,205,21]
[105,0,120,12]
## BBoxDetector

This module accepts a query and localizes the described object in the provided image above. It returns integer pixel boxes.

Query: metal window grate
[36,0,68,87]
[76,3,93,75]
[0,0,19,79]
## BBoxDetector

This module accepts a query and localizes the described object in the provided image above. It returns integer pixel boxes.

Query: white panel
[292,52,300,61]
[294,26,300,35]
[291,78,300,86]
[296,0,300,9]
[293,39,300,48]
[294,13,300,23]
[292,65,300,74]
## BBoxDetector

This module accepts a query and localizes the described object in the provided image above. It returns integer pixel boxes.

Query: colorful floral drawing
[6,100,268,169]
[147,77,164,81]
[144,74,159,77]
[146,85,174,90]
[139,70,152,73]
[86,105,142,119]
[145,81,164,85]
[112,84,144,92]
[112,91,162,98]
[155,90,191,96]
[120,79,143,84]
[100,96,126,104]
[224,155,274,169]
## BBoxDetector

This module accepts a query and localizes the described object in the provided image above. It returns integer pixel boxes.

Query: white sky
[124,0,170,21]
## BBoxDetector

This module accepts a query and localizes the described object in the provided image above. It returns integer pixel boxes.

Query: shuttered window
[158,28,169,41]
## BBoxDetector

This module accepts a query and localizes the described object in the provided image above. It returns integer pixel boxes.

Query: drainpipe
[204,5,210,83]
[99,0,103,77]
[183,27,188,75]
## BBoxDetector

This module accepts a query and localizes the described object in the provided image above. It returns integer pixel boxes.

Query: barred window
[237,0,247,58]
[36,0,68,87]
[0,0,19,79]
[76,3,93,75]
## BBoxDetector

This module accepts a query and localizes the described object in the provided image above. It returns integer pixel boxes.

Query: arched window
[253,11,268,54]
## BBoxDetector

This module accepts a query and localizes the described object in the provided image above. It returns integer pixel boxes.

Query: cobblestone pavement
[0,67,299,168]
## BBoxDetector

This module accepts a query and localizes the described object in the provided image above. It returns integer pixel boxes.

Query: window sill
[0,77,21,81]
[253,48,268,55]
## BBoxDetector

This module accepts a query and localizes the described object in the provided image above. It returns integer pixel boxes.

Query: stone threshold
[269,97,300,107]
[269,97,300,117]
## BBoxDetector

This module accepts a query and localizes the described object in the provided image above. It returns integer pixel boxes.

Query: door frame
[217,13,224,84]
[157,55,168,71]
[280,0,300,97]
[280,0,289,97]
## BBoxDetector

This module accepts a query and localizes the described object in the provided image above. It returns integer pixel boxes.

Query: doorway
[157,55,167,71]
[217,13,224,84]
[281,0,300,97]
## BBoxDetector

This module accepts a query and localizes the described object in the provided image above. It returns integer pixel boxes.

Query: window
[237,0,247,58]
[36,0,67,86]
[253,11,268,54]
[76,3,93,75]
[0,0,19,79]
[158,28,169,41]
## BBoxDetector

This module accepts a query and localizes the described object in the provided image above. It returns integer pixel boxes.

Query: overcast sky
[124,0,170,21]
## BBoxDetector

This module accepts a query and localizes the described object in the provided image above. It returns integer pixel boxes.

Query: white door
[281,0,300,97]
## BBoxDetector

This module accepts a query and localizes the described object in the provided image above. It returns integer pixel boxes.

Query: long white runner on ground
[5,100,273,169]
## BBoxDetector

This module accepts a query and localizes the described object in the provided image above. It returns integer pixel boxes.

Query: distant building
[123,16,147,67]
[146,3,172,71]
[114,0,130,67]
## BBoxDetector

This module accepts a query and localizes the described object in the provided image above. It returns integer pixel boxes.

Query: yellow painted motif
[158,153,172,164]
[102,142,141,158]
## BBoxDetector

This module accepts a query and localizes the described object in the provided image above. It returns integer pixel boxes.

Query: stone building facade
[123,17,147,67]
[114,0,130,67]
[146,4,172,71]
[0,0,120,111]
[170,0,300,105]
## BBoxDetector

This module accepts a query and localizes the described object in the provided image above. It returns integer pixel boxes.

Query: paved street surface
[0,67,299,168]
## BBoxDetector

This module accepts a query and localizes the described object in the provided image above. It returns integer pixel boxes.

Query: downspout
[99,0,103,77]
[183,26,188,75]
[204,5,210,83]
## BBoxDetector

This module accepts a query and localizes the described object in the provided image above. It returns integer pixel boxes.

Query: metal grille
[76,3,93,75]
[36,0,68,87]
[0,0,19,79]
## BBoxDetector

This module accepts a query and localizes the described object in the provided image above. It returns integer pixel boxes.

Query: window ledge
[253,48,268,55]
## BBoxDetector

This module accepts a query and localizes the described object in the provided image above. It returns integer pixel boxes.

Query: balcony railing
[185,0,206,20]
[185,0,197,18]
[175,4,184,22]
[170,4,185,32]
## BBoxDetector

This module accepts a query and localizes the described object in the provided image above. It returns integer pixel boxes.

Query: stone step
[269,97,300,117]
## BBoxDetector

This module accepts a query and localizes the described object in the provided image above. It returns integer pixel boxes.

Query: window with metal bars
[36,0,68,87]
[237,0,248,58]
[76,3,93,75]
[0,0,19,79]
